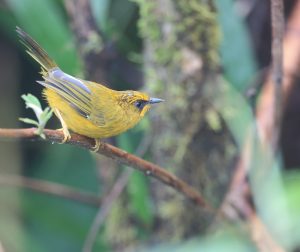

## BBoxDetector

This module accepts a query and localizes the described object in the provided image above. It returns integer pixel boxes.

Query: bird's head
[118,91,164,118]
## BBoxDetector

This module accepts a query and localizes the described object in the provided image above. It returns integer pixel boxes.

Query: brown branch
[248,210,286,252]
[270,0,284,150]
[218,141,252,221]
[0,241,4,252]
[0,174,101,206]
[257,0,300,147]
[0,128,213,211]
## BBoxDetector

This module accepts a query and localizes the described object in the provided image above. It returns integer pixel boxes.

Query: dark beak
[149,98,164,104]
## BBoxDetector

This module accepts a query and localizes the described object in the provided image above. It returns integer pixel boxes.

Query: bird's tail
[16,26,57,73]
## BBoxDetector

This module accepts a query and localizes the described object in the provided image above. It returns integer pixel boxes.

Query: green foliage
[214,79,300,251]
[0,2,101,252]
[90,0,110,33]
[215,0,257,92]
[213,79,254,148]
[128,171,153,226]
[141,230,255,252]
[117,122,154,226]
[6,0,82,75]
[22,145,102,252]
[90,0,140,54]
[19,93,53,139]
[110,0,137,37]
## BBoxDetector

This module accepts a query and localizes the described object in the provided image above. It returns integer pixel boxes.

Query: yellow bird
[16,27,163,150]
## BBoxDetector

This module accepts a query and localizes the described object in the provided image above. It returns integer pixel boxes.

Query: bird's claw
[91,139,100,152]
[57,128,71,144]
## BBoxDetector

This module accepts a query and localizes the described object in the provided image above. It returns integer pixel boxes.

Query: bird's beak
[149,98,164,104]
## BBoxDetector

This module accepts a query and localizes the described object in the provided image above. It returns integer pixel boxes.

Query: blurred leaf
[6,0,82,75]
[0,188,41,252]
[253,170,300,251]
[141,230,255,252]
[110,0,137,35]
[213,78,254,148]
[22,191,97,252]
[215,0,257,92]
[30,145,98,191]
[214,80,300,250]
[0,7,17,35]
[284,171,300,211]
[19,117,39,126]
[117,125,154,226]
[21,145,102,252]
[90,0,140,55]
[110,0,140,54]
[90,0,110,33]
[128,171,153,226]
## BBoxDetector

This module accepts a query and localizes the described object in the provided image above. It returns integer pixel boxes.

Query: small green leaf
[21,93,43,119]
[20,93,53,139]
[40,107,53,123]
[19,117,39,126]
[21,93,42,108]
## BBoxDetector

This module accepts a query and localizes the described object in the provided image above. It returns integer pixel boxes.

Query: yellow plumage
[16,27,163,148]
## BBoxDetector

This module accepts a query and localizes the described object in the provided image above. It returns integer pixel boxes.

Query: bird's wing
[38,68,92,118]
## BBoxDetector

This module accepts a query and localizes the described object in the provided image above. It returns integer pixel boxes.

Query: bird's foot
[54,108,71,144]
[91,139,100,152]
[57,128,71,144]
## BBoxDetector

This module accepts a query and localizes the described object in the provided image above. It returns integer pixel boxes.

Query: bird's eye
[134,100,145,110]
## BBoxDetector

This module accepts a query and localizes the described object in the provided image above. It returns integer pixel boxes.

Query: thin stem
[82,170,132,252]
[0,174,101,206]
[82,135,152,252]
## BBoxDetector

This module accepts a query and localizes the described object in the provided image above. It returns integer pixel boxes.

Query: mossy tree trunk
[132,0,236,240]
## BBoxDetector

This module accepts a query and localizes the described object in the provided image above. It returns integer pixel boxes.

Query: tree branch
[270,0,284,150]
[0,128,213,211]
[0,174,101,206]
[257,0,300,149]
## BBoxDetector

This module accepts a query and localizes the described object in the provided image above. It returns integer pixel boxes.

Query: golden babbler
[17,27,163,150]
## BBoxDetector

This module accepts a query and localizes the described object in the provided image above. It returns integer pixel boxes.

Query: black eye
[134,100,145,110]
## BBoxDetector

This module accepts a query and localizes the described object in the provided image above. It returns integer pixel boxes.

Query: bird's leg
[54,108,71,143]
[91,139,101,152]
